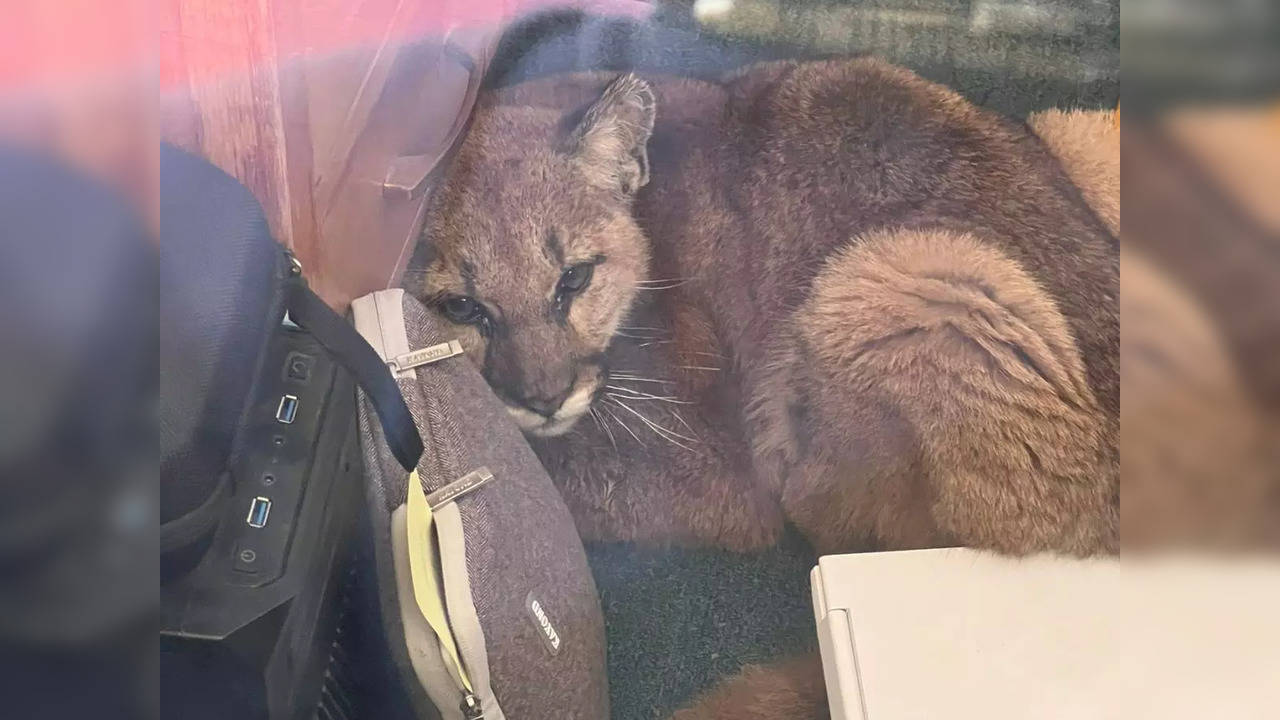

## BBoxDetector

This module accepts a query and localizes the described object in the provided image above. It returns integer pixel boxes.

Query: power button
[233,544,260,573]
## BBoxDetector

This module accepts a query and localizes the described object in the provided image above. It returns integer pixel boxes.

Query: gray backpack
[352,289,609,719]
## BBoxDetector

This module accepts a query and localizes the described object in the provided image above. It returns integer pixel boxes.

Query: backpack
[352,289,610,719]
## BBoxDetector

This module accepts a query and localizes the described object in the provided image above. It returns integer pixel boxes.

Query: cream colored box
[811,549,1279,719]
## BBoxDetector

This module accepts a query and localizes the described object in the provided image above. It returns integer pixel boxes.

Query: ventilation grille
[313,568,359,720]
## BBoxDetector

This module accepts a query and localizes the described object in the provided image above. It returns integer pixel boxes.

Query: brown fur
[674,104,1124,720]
[777,228,1114,555]
[408,58,1119,558]
[669,654,829,720]
[1028,109,1119,235]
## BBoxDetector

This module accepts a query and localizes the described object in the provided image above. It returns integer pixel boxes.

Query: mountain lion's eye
[441,296,483,324]
[557,264,594,298]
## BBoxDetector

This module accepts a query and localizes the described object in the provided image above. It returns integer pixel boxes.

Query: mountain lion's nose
[522,389,571,418]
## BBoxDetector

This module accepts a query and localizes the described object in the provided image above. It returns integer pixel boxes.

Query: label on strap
[405,469,474,693]
[426,468,496,510]
[389,341,464,372]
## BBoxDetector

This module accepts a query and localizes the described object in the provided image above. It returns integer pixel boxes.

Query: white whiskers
[605,385,695,404]
[589,407,617,451]
[634,277,695,291]
[604,397,698,452]
[599,403,645,447]
[583,370,706,454]
[670,409,696,434]
[609,373,675,386]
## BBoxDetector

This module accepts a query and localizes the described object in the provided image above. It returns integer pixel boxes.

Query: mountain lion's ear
[567,73,656,196]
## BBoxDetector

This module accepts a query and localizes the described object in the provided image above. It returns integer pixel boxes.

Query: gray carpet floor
[587,528,820,720]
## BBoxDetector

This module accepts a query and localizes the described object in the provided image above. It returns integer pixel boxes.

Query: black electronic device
[160,323,362,720]
[158,145,424,720]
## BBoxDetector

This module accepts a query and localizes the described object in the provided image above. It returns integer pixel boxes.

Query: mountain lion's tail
[670,653,828,720]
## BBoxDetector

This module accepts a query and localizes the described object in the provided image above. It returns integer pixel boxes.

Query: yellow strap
[405,469,474,693]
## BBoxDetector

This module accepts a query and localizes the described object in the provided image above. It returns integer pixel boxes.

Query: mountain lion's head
[407,75,656,436]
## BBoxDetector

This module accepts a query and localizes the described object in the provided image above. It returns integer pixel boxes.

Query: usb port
[275,394,298,424]
[246,497,272,528]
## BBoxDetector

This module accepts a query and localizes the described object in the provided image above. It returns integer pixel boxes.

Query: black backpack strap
[285,282,424,472]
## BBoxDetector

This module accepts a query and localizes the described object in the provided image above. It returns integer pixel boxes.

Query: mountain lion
[404,58,1118,559]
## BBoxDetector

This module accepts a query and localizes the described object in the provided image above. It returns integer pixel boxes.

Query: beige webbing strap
[405,469,474,693]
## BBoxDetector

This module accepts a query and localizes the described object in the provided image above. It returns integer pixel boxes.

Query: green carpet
[586,528,819,720]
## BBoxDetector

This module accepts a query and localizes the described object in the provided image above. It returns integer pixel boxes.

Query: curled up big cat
[402,57,1120,718]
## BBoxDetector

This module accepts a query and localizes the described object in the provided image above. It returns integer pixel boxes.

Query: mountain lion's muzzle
[482,327,606,436]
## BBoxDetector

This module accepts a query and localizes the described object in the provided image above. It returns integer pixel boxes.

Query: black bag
[158,145,422,559]
[158,144,293,563]
[158,144,425,719]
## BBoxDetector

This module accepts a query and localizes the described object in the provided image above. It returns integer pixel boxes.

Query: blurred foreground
[1123,107,1280,551]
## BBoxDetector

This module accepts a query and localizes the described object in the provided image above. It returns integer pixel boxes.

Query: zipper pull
[460,692,484,719]
[284,249,303,277]
[281,250,304,329]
